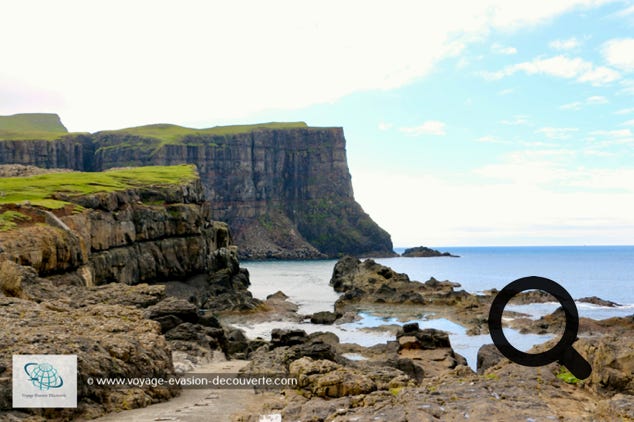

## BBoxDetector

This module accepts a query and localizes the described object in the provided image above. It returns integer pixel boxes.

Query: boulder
[225,328,249,358]
[396,324,451,350]
[477,344,504,374]
[0,260,35,298]
[144,296,199,332]
[310,311,338,325]
[289,357,376,398]
[271,329,308,348]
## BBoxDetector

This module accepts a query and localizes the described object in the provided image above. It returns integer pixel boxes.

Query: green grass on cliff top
[100,121,309,143]
[0,113,70,141]
[0,164,197,209]
[0,114,310,142]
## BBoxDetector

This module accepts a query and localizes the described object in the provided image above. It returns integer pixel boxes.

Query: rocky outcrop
[0,118,394,259]
[330,256,468,314]
[401,246,459,257]
[237,324,634,422]
[0,288,178,420]
[0,177,227,285]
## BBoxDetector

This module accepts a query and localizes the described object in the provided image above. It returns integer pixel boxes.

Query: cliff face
[0,134,94,170]
[0,176,229,285]
[0,121,394,259]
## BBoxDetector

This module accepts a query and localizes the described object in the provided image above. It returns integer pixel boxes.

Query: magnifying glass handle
[560,346,592,380]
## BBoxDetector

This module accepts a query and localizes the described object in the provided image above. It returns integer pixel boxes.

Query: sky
[2,0,634,247]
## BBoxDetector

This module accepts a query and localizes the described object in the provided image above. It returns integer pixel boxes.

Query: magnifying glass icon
[488,276,592,379]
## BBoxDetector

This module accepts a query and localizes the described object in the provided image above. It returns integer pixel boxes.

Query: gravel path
[90,360,277,422]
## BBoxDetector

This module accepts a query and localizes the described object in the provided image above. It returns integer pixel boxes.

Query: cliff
[0,115,394,259]
[0,165,227,284]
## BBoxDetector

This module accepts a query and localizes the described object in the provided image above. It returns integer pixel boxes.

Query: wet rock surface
[229,257,634,421]
[330,256,492,333]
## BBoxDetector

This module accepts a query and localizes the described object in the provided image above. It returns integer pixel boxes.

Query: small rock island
[401,246,459,258]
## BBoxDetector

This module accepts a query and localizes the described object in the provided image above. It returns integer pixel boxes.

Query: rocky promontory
[0,113,394,259]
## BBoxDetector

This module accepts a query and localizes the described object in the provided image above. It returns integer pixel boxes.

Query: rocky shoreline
[227,257,633,421]
[0,166,632,420]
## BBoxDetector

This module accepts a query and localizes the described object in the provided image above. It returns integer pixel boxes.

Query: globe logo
[24,362,64,390]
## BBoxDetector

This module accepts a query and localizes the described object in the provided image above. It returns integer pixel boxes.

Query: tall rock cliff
[0,115,394,259]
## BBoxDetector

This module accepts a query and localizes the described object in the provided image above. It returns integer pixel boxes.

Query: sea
[236,246,634,370]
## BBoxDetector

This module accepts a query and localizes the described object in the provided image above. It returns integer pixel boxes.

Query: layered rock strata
[0,116,394,259]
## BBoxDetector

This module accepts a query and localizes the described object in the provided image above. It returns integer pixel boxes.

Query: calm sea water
[239,246,634,369]
[386,246,634,306]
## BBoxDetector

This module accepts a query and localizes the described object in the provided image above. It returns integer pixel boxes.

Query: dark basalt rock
[310,311,338,325]
[144,297,199,330]
[578,296,621,307]
[477,343,504,374]
[331,257,470,313]
[396,324,451,350]
[271,329,309,348]
[401,246,459,258]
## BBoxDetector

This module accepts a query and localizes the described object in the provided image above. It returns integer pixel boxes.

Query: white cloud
[615,4,634,17]
[484,55,621,86]
[491,43,518,55]
[621,119,634,126]
[500,115,529,125]
[587,128,634,145]
[476,135,509,144]
[536,127,579,139]
[586,95,609,104]
[497,88,515,95]
[620,80,634,95]
[378,122,393,131]
[615,107,634,115]
[560,101,583,110]
[560,95,608,110]
[400,121,446,136]
[549,37,581,50]
[590,129,633,138]
[0,0,620,131]
[602,39,634,72]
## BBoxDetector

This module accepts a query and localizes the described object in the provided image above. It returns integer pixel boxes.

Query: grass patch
[389,387,403,396]
[99,122,309,144]
[556,367,581,384]
[0,113,70,141]
[0,210,31,231]
[0,165,197,210]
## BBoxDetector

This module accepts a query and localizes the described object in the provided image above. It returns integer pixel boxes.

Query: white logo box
[12,354,77,408]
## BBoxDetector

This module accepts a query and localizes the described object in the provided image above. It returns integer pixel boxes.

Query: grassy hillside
[99,121,309,143]
[0,164,197,209]
[0,113,69,140]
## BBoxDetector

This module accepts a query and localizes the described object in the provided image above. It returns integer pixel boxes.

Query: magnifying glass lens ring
[488,276,580,367]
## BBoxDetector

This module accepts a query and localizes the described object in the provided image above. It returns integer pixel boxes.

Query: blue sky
[2,0,634,246]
